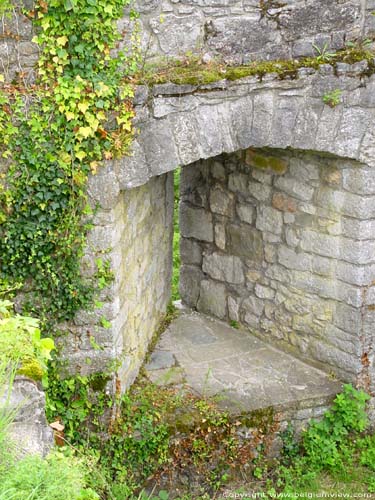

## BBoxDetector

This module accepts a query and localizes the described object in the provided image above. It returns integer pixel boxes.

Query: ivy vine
[0,0,139,329]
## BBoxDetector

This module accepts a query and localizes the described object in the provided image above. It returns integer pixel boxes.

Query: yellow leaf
[78,101,89,114]
[56,35,68,47]
[78,126,93,139]
[0,74,4,83]
[52,56,59,64]
[65,111,75,121]
[75,150,87,161]
[90,161,98,174]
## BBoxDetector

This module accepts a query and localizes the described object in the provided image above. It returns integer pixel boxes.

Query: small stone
[227,224,263,261]
[242,295,264,317]
[180,204,214,242]
[197,280,227,319]
[214,223,226,250]
[210,185,234,216]
[145,350,176,371]
[203,252,244,284]
[256,206,283,235]
[274,177,314,201]
[236,203,254,224]
[255,284,275,300]
[211,161,226,181]
[272,193,297,212]
[228,296,240,321]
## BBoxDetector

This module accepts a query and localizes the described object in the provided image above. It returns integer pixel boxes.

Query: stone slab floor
[145,309,342,416]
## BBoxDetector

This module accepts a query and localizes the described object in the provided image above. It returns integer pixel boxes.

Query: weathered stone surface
[149,311,341,417]
[227,224,263,260]
[132,0,365,66]
[203,252,244,284]
[180,238,202,265]
[197,280,227,319]
[256,206,283,235]
[1,377,54,457]
[179,150,375,386]
[179,265,203,308]
[210,185,235,216]
[180,205,214,242]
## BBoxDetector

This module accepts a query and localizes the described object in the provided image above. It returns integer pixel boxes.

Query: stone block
[228,296,240,321]
[180,204,214,242]
[214,222,226,250]
[256,206,283,235]
[228,172,248,195]
[248,181,272,202]
[274,176,314,202]
[197,280,227,319]
[242,295,264,317]
[278,246,311,271]
[150,13,203,55]
[236,203,254,224]
[227,223,263,261]
[342,167,375,195]
[180,238,202,265]
[272,193,297,213]
[255,284,275,300]
[203,252,244,284]
[180,265,203,309]
[211,161,226,181]
[210,185,235,216]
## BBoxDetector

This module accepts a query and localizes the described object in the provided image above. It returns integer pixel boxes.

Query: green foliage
[0,451,99,500]
[357,434,375,470]
[0,0,12,16]
[0,360,100,500]
[0,0,138,331]
[100,389,170,490]
[0,300,54,381]
[277,385,372,497]
[302,384,369,471]
[323,88,342,107]
[46,365,112,442]
[312,42,336,62]
[46,372,172,497]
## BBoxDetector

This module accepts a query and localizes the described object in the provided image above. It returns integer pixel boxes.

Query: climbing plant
[0,0,139,329]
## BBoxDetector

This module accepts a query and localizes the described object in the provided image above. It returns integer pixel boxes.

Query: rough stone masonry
[2,1,375,397]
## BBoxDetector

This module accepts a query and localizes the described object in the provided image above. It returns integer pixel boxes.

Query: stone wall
[0,0,38,83]
[179,149,375,389]
[132,0,373,64]
[4,0,374,84]
[59,172,174,390]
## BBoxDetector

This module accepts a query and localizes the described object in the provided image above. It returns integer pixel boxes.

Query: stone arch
[73,65,375,393]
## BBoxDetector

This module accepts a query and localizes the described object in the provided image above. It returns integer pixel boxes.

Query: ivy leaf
[56,35,68,47]
[75,150,87,161]
[65,111,75,121]
[77,126,92,139]
[78,101,90,114]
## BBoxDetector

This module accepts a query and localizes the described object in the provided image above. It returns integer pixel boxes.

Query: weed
[323,89,342,107]
[229,320,240,329]
[312,42,336,62]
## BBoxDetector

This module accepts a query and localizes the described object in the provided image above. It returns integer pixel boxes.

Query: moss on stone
[17,358,44,381]
[137,44,375,87]
[246,149,288,173]
[240,406,276,431]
